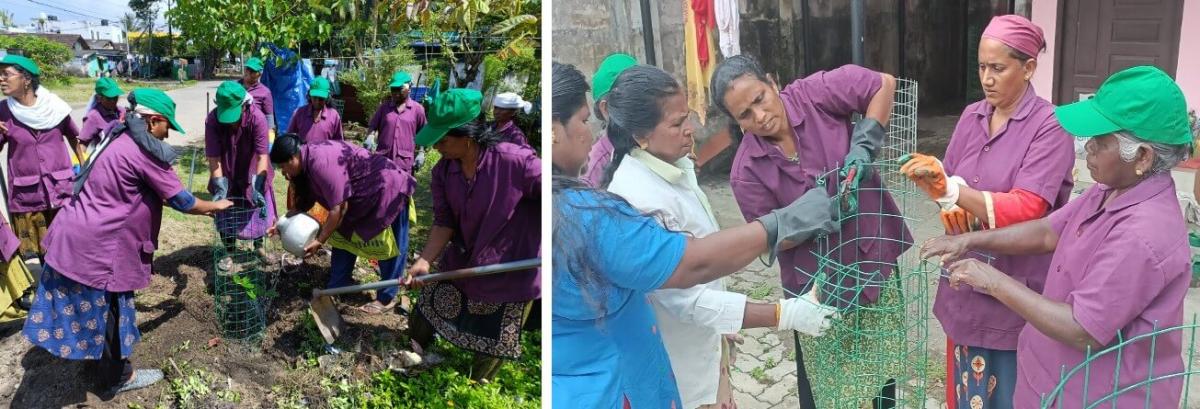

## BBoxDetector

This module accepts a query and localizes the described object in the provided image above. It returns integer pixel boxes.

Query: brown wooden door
[1055,0,1183,104]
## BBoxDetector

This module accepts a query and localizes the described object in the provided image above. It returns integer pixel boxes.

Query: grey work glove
[839,118,888,214]
[840,118,887,185]
[253,173,268,217]
[756,188,838,266]
[208,177,230,201]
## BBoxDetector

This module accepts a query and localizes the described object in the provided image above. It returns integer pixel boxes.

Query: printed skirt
[21,265,139,360]
[416,281,531,359]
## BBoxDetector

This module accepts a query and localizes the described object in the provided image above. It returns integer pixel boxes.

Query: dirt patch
[0,214,412,408]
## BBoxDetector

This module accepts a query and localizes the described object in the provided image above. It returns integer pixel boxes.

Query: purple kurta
[729,65,911,303]
[42,132,186,292]
[583,131,613,187]
[368,98,425,171]
[492,120,529,147]
[0,103,79,213]
[286,104,343,144]
[239,80,274,125]
[205,107,273,203]
[431,142,541,303]
[297,141,413,241]
[935,85,1075,350]
[1013,173,1188,408]
[79,105,125,144]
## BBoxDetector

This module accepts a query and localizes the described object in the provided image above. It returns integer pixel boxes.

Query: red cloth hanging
[691,0,715,68]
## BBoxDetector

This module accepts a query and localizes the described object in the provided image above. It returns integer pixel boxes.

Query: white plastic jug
[277,213,320,257]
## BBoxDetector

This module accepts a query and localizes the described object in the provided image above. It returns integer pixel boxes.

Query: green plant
[322,332,542,408]
[749,365,768,382]
[0,35,72,84]
[338,45,418,118]
[162,361,212,408]
[748,283,773,300]
[230,273,276,300]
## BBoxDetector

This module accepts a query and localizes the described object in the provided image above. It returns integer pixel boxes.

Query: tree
[0,35,73,83]
[167,0,333,77]
[121,13,138,34]
[377,0,540,88]
[129,0,160,56]
[0,9,14,29]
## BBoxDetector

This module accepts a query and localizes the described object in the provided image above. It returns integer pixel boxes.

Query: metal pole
[851,0,865,65]
[639,0,657,66]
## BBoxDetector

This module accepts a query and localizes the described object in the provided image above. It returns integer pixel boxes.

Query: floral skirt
[21,265,139,360]
[416,282,531,359]
[12,209,56,258]
[948,340,1016,409]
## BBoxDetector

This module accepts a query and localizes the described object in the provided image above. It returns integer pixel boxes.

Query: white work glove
[937,175,967,210]
[777,289,839,337]
[364,131,378,151]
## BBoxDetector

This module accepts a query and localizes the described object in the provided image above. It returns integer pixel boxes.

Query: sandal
[357,300,394,315]
[110,368,163,394]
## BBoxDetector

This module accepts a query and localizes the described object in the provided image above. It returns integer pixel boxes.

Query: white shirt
[607,149,748,409]
[714,0,741,57]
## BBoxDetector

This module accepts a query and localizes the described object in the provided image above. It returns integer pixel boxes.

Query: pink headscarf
[981,14,1046,59]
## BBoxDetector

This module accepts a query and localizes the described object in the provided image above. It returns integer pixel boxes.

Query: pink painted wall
[1176,0,1200,109]
[1030,0,1200,109]
[1030,0,1057,99]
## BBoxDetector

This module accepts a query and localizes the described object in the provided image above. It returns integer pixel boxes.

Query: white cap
[493,92,532,114]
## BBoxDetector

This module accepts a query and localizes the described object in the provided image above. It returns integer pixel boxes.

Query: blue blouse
[552,188,687,409]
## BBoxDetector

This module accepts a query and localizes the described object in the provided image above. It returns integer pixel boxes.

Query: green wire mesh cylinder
[791,162,936,408]
[212,199,279,344]
[787,78,937,408]
[1039,317,1200,408]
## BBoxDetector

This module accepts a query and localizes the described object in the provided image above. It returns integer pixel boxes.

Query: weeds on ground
[316,331,542,409]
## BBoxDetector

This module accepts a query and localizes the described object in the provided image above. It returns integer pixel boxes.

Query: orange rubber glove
[940,206,982,235]
[900,153,948,199]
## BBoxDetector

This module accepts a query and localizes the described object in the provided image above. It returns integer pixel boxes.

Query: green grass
[45,77,198,106]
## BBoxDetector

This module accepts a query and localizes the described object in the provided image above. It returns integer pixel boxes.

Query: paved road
[66,80,222,147]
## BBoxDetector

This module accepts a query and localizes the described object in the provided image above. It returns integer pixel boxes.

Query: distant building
[59,20,126,44]
[17,15,126,44]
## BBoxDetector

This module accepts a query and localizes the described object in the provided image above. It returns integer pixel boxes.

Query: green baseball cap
[591,53,637,99]
[1055,66,1192,146]
[309,77,331,99]
[215,80,247,124]
[415,88,482,147]
[389,71,413,88]
[131,88,184,134]
[0,55,40,76]
[94,77,123,98]
[244,57,264,72]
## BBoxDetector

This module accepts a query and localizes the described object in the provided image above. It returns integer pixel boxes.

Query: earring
[1136,169,1144,176]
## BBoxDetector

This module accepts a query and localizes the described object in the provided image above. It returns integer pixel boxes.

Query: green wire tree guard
[212,197,280,344]
[1038,315,1200,408]
[782,78,946,408]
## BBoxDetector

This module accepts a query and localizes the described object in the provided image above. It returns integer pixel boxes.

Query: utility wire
[22,0,122,22]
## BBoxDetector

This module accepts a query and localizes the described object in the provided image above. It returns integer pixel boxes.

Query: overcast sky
[1,0,166,28]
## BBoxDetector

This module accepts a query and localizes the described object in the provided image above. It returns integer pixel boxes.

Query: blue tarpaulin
[260,44,314,131]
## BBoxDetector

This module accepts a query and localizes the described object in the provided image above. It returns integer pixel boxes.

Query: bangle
[775,303,782,327]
